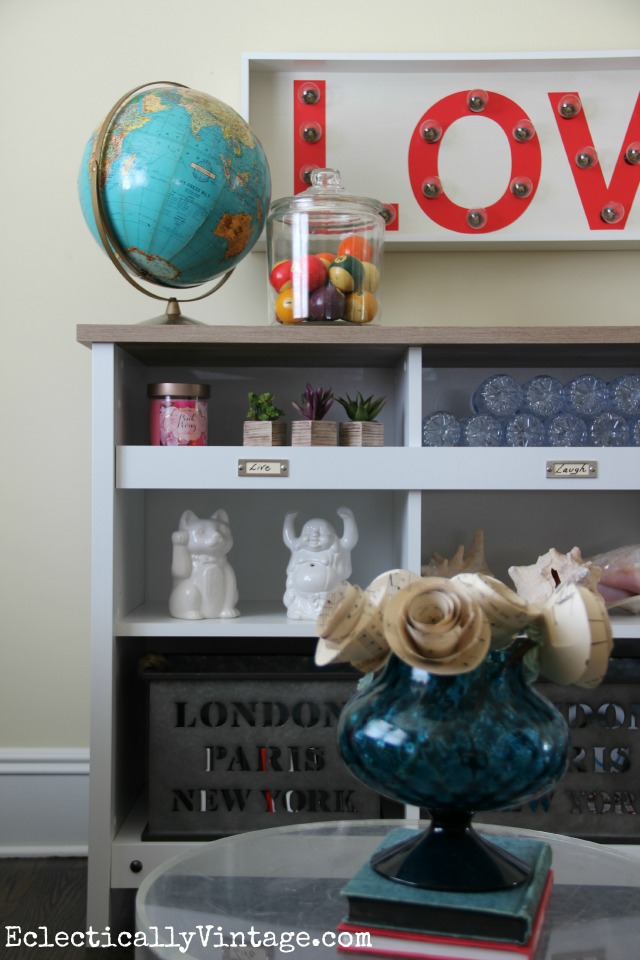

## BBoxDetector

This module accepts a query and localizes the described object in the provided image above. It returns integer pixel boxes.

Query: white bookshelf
[79,322,640,929]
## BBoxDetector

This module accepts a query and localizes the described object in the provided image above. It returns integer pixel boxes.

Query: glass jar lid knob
[309,167,344,192]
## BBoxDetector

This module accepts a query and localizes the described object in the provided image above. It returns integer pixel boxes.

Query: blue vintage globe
[78,83,271,289]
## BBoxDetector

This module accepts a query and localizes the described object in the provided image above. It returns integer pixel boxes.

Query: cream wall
[0,0,638,749]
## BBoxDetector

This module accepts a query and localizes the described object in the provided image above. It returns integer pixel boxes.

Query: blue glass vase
[338,650,569,892]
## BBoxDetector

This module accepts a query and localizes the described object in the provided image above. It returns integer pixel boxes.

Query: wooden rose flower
[534,581,612,688]
[315,567,613,687]
[452,572,539,648]
[315,570,419,672]
[382,577,491,675]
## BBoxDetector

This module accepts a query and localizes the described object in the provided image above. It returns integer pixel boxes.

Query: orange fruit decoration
[316,251,336,267]
[337,234,374,262]
[274,290,300,324]
[344,290,378,324]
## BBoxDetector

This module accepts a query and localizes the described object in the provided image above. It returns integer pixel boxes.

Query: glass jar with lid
[147,382,209,446]
[266,168,386,325]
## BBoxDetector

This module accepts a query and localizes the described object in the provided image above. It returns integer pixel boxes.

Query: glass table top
[135,820,640,960]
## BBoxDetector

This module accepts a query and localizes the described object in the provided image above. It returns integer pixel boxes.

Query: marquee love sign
[245,52,640,247]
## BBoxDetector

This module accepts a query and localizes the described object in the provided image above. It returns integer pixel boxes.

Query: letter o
[285,789,306,813]
[597,703,625,730]
[408,90,542,233]
[291,701,320,727]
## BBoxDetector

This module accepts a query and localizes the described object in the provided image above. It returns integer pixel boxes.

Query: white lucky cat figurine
[169,509,239,619]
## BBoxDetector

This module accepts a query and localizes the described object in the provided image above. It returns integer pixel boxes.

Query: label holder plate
[546,460,598,479]
[238,458,289,477]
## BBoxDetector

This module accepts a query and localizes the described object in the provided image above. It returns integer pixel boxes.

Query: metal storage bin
[477,656,640,842]
[142,655,398,839]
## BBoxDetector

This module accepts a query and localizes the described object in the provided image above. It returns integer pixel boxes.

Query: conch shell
[383,577,491,675]
[508,546,602,607]
[422,529,493,578]
[589,543,640,614]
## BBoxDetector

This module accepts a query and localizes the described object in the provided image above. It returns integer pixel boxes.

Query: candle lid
[147,383,210,398]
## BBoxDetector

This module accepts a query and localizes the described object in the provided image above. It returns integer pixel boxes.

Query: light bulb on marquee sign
[510,177,534,199]
[292,79,640,235]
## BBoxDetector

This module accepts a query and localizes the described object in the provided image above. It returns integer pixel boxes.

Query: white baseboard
[0,748,90,856]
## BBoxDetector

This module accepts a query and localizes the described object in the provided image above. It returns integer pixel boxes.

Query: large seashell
[536,582,613,687]
[383,577,491,675]
[589,543,640,613]
[508,546,602,606]
[453,572,539,647]
[422,528,493,578]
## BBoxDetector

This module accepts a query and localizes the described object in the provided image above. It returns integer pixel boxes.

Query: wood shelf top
[77,324,640,367]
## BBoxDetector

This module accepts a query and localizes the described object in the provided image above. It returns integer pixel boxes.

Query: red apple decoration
[290,254,328,293]
[269,259,293,292]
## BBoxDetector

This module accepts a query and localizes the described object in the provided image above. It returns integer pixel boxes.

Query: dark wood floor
[0,859,133,959]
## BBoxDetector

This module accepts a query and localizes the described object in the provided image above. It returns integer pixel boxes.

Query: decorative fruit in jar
[266,168,386,325]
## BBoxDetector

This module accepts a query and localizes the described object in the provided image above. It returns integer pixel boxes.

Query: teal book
[341,829,552,945]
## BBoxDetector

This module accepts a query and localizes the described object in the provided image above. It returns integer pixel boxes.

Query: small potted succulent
[291,383,337,446]
[243,391,287,446]
[337,392,386,446]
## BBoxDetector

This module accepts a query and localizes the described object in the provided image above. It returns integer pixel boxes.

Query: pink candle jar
[148,383,210,446]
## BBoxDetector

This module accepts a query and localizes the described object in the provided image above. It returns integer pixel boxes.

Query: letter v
[549,90,640,229]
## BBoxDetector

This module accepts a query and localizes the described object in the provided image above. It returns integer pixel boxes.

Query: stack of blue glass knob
[422,373,640,447]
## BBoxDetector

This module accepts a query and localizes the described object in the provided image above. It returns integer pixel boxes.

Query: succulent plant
[292,383,334,421]
[337,391,386,422]
[246,391,284,421]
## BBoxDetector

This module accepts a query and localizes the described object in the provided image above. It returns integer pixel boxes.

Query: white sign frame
[242,51,640,250]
